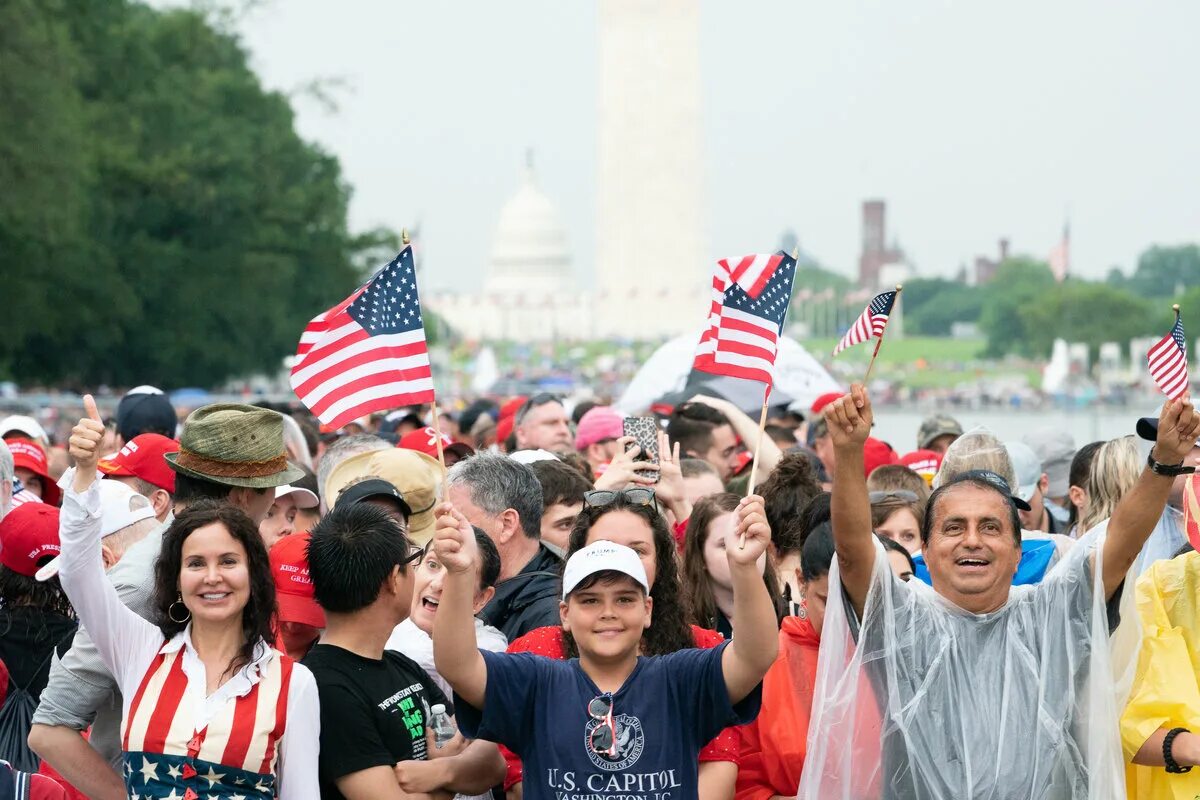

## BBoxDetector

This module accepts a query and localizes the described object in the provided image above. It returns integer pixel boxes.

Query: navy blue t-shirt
[456,642,761,800]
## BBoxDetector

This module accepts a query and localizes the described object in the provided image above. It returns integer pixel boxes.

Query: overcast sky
[226,1,1200,291]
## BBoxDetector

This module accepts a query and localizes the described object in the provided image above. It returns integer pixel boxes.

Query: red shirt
[499,624,742,790]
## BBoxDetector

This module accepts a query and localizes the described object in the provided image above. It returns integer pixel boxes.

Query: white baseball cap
[1004,441,1043,504]
[275,484,319,509]
[1,415,49,446]
[36,481,156,582]
[561,540,650,600]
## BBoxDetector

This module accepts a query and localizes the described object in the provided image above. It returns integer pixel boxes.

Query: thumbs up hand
[69,395,106,492]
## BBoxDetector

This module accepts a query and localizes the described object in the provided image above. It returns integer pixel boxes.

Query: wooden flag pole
[402,226,447,471]
[863,284,903,384]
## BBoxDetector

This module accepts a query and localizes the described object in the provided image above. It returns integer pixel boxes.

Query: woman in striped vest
[56,401,319,799]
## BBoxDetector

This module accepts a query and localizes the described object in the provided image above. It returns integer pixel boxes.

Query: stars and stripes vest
[120,646,293,800]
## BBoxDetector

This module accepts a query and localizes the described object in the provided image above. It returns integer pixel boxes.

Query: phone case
[623,417,661,482]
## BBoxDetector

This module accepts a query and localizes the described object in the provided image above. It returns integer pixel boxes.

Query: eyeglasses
[587,693,617,757]
[868,490,920,504]
[583,488,656,509]
[398,541,424,567]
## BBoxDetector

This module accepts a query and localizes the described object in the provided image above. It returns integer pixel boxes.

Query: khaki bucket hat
[324,448,445,545]
[165,403,305,489]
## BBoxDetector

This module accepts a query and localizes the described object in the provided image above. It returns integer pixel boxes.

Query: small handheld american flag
[833,289,898,356]
[290,245,435,430]
[693,251,797,388]
[1146,306,1189,399]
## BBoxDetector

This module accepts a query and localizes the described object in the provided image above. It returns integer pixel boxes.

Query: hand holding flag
[1147,304,1189,399]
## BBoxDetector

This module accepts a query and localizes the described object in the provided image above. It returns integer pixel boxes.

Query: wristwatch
[1147,452,1196,477]
[1164,727,1193,774]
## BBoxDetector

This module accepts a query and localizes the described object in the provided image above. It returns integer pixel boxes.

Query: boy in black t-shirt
[431,495,778,800]
[304,503,506,800]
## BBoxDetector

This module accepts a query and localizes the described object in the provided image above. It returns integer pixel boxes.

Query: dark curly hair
[563,495,693,658]
[755,451,823,549]
[682,493,784,630]
[153,500,277,679]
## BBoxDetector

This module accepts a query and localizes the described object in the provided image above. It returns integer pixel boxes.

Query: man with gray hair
[445,453,562,640]
[316,433,391,513]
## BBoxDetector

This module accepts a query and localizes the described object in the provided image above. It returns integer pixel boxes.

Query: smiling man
[800,384,1200,800]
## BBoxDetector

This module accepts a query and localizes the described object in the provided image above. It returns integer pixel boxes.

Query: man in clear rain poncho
[799,386,1200,800]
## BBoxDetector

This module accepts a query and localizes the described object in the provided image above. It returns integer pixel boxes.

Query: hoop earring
[168,594,191,624]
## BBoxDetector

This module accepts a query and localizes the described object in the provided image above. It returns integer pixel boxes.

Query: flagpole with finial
[863,284,903,385]
[404,227,448,470]
[739,247,800,549]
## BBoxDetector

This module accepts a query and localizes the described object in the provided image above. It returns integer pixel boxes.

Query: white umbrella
[616,331,840,414]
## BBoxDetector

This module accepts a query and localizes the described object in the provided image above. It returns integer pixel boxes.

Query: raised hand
[824,384,873,449]
[729,494,770,566]
[69,395,105,493]
[433,502,477,574]
[1153,394,1200,466]
[593,435,658,490]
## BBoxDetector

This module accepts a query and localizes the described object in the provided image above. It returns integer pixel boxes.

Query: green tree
[1126,245,1200,300]
[900,278,985,336]
[979,258,1057,357]
[1018,282,1157,360]
[0,0,378,387]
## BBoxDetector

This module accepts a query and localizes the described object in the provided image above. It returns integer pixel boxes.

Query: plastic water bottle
[429,703,456,749]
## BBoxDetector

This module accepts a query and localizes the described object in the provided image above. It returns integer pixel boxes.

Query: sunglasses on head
[583,488,656,509]
[515,393,560,425]
[868,490,920,504]
[587,693,617,757]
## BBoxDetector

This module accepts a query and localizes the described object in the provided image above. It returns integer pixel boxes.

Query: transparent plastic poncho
[799,536,1129,800]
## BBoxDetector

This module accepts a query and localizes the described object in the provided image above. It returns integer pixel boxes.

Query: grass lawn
[801,336,985,364]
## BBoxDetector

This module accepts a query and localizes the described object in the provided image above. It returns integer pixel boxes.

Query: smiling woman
[55,402,320,799]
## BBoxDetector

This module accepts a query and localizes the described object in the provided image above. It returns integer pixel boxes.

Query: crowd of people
[0,381,1198,799]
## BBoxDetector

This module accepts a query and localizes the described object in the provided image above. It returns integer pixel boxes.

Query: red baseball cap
[863,437,899,478]
[0,503,62,577]
[5,438,60,507]
[810,392,843,416]
[397,427,474,464]
[269,532,325,629]
[98,433,180,493]
[900,449,943,485]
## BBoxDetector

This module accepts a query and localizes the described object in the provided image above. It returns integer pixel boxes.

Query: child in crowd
[431,495,777,800]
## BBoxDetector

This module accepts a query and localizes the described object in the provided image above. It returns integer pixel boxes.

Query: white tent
[616,331,840,414]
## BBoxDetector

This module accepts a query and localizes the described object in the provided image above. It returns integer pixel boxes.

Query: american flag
[290,246,435,429]
[693,251,796,387]
[1146,311,1189,399]
[833,290,897,356]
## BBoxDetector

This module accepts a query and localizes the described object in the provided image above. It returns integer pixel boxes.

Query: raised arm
[690,395,783,479]
[1100,395,1200,598]
[825,385,876,618]
[431,503,488,709]
[58,396,160,686]
[721,495,780,703]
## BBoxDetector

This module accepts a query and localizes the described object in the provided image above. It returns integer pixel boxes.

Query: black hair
[666,402,731,457]
[571,400,599,426]
[878,534,917,575]
[307,502,414,613]
[173,472,237,504]
[755,452,823,549]
[1067,441,1104,528]
[801,492,832,545]
[800,521,835,582]
[567,569,647,598]
[0,566,73,618]
[763,424,798,449]
[153,500,276,679]
[921,476,1022,547]
[531,459,594,508]
[564,494,693,658]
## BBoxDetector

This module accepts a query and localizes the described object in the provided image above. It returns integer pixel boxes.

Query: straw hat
[325,448,445,544]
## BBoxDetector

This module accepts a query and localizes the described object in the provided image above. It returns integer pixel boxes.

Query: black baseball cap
[117,388,177,440]
[949,469,1032,512]
[333,478,413,520]
[1136,408,1200,446]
